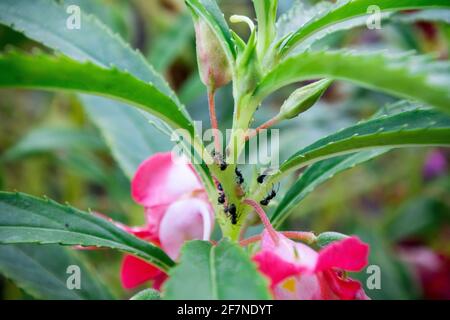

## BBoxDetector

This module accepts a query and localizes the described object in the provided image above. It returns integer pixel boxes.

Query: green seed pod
[279,79,332,120]
[316,232,348,248]
[194,19,232,90]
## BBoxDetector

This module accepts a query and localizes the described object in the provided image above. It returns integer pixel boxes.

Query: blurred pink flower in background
[119,153,214,290]
[253,231,370,300]
[399,246,450,300]
[423,149,448,181]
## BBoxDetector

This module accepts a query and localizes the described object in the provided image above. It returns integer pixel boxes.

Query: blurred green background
[0,0,449,300]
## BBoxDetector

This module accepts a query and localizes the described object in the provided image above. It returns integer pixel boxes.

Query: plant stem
[243,199,279,244]
[245,115,281,141]
[208,87,221,154]
[240,231,316,246]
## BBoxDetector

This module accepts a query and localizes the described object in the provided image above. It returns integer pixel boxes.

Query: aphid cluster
[216,182,237,225]
[217,182,225,204]
[215,167,247,226]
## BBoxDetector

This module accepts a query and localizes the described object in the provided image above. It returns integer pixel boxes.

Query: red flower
[119,153,214,290]
[253,230,370,300]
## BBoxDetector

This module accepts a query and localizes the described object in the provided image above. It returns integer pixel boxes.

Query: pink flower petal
[152,273,168,291]
[316,236,369,272]
[120,255,162,289]
[159,198,213,260]
[131,153,202,208]
[253,250,300,289]
[322,270,367,300]
[260,230,318,271]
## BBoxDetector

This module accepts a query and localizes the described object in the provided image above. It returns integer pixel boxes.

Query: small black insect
[227,204,237,225]
[257,174,267,184]
[219,160,228,171]
[235,167,244,185]
[218,193,226,204]
[217,183,223,192]
[260,185,279,206]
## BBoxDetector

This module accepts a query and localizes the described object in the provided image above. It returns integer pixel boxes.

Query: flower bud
[194,19,232,89]
[316,232,348,248]
[279,79,332,120]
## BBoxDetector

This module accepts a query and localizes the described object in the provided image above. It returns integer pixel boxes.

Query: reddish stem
[208,88,221,153]
[245,116,280,142]
[239,231,316,247]
[243,199,279,244]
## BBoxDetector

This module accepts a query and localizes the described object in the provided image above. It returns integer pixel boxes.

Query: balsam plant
[0,0,449,299]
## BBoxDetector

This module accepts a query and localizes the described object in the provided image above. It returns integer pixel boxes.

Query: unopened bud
[316,232,348,247]
[279,79,332,119]
[194,19,232,89]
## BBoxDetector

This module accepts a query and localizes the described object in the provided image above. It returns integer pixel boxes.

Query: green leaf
[81,96,170,179]
[1,126,105,162]
[253,0,278,57]
[0,192,175,272]
[275,0,332,42]
[0,0,178,102]
[130,288,161,300]
[0,244,113,300]
[186,0,236,64]
[0,0,194,181]
[270,101,441,226]
[272,149,389,227]
[256,50,450,112]
[163,240,271,300]
[0,51,194,136]
[279,109,450,175]
[278,0,450,57]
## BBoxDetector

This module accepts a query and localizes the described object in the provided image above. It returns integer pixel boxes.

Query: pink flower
[253,230,370,300]
[423,149,448,181]
[399,246,450,300]
[120,153,214,290]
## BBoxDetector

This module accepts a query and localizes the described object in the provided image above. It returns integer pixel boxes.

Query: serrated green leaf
[0,244,113,300]
[0,52,194,136]
[278,0,450,57]
[279,109,450,175]
[68,0,130,38]
[163,240,271,300]
[271,101,429,227]
[0,0,178,102]
[272,149,389,227]
[256,50,450,112]
[1,126,105,162]
[81,96,170,179]
[0,192,175,272]
[0,0,194,181]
